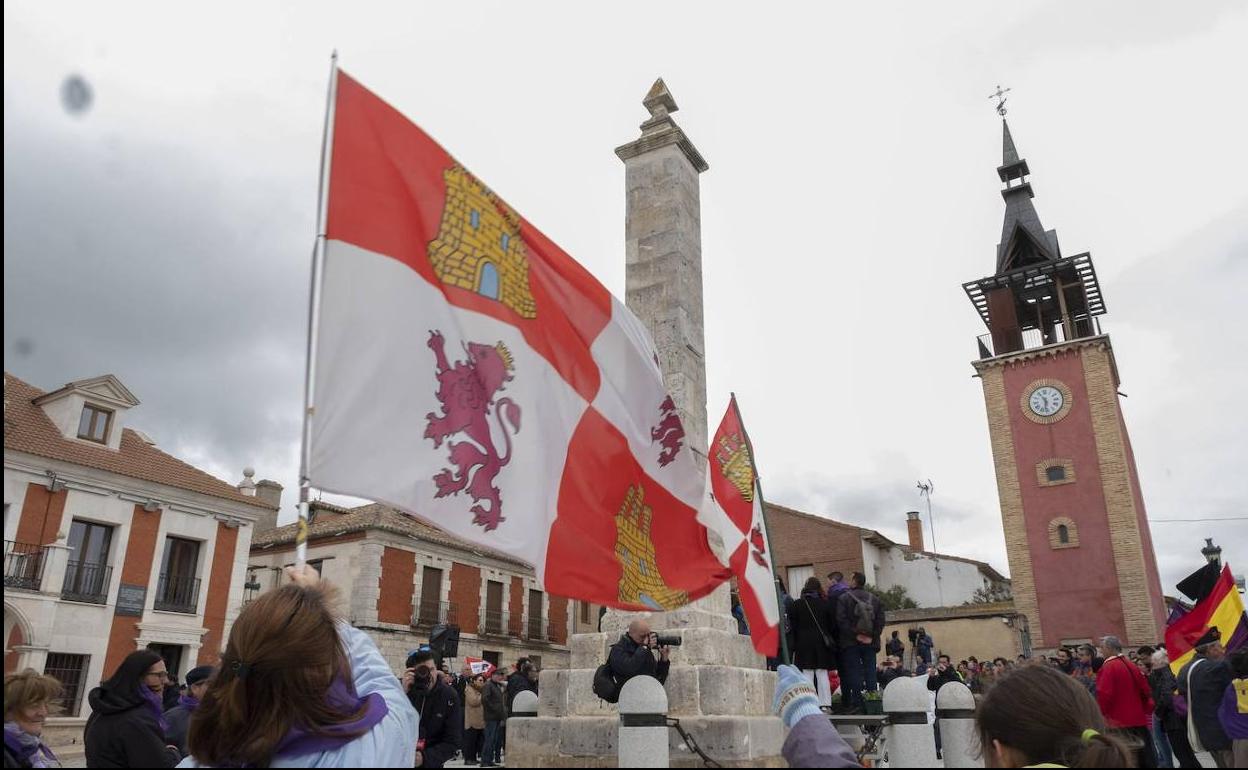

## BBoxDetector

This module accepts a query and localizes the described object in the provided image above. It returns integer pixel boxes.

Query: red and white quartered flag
[464,657,495,677]
[699,396,781,657]
[307,68,729,611]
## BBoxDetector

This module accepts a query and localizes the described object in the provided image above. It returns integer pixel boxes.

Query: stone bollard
[511,690,539,718]
[618,675,669,768]
[935,682,982,768]
[882,675,938,767]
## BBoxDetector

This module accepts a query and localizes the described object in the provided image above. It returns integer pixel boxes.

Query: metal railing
[976,315,1102,359]
[61,560,112,604]
[3,540,46,591]
[479,608,509,636]
[412,600,458,628]
[525,617,549,642]
[154,573,201,613]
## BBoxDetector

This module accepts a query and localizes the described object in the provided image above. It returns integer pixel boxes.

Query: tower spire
[995,119,1059,272]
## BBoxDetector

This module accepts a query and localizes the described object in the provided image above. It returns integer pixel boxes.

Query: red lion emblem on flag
[424,331,521,531]
[651,396,685,467]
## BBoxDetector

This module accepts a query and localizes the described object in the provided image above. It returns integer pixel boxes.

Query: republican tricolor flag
[699,397,782,657]
[1166,563,1247,674]
[305,67,729,611]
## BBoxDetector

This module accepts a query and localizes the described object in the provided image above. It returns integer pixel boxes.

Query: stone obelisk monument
[507,79,785,768]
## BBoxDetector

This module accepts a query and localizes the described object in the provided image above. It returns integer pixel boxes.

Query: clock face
[1028,385,1065,417]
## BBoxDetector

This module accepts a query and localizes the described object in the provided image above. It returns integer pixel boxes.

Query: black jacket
[1149,667,1184,732]
[1178,656,1232,751]
[786,593,838,670]
[607,633,671,690]
[407,678,463,768]
[835,588,886,651]
[481,680,508,722]
[83,686,181,768]
[163,703,194,757]
[505,671,538,715]
[885,637,904,658]
[925,665,964,692]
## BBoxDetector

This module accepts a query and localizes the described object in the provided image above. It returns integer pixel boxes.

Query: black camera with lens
[653,634,682,648]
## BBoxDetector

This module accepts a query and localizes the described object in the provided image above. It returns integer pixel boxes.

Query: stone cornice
[615,121,708,173]
[972,335,1112,373]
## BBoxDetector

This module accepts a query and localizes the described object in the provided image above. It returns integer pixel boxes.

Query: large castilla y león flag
[308,69,729,611]
[699,397,781,657]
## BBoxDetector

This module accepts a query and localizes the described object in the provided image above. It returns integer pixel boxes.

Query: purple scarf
[3,723,57,768]
[270,677,388,760]
[178,693,201,711]
[141,684,169,734]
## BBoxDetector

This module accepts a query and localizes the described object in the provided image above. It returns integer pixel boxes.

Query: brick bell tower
[965,119,1166,650]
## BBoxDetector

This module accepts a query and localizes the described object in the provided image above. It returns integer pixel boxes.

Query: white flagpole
[297,50,340,567]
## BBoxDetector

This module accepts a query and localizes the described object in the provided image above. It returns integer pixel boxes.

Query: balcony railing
[412,601,458,628]
[154,573,201,614]
[976,315,1102,359]
[525,618,549,642]
[61,560,112,604]
[479,608,509,636]
[3,541,46,591]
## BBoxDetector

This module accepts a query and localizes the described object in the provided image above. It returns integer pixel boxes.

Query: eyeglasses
[145,671,171,680]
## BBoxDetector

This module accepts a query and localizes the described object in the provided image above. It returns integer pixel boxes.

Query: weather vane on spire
[989,84,1012,117]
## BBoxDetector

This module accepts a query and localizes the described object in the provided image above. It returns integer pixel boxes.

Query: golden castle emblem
[714,432,755,503]
[614,484,688,611]
[427,165,537,318]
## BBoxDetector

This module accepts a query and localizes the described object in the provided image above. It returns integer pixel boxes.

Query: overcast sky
[5,1,1246,598]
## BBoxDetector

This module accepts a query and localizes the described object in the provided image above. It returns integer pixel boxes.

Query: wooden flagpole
[297,50,339,567]
[730,392,791,666]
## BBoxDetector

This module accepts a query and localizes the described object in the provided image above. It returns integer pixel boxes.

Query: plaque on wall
[115,583,147,616]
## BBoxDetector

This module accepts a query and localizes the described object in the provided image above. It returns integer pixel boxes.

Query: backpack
[593,663,620,704]
[849,592,875,638]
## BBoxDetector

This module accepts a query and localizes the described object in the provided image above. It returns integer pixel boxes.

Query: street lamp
[1201,538,1222,567]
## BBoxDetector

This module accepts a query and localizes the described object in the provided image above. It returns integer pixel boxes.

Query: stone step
[540,665,776,717]
[505,713,787,768]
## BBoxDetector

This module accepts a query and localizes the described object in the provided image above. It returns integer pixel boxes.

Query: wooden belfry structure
[963,120,1107,358]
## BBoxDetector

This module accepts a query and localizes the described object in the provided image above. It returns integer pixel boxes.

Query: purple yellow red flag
[1166,564,1247,674]
[699,396,781,657]
[307,69,730,610]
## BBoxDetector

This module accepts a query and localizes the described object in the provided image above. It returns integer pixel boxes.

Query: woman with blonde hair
[3,669,62,768]
[179,566,417,767]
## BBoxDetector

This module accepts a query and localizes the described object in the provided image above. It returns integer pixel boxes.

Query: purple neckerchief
[270,676,388,760]
[141,684,169,734]
[828,581,849,597]
[3,723,58,768]
[178,693,201,711]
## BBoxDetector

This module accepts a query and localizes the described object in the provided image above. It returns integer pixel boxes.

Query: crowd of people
[3,562,1246,768]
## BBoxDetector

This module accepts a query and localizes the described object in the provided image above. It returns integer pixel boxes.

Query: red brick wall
[449,562,481,630]
[15,483,67,546]
[548,596,568,644]
[104,506,163,675]
[765,504,864,591]
[4,625,24,674]
[198,522,238,664]
[377,547,416,625]
[509,576,524,636]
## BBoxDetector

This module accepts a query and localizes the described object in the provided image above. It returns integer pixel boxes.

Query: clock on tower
[964,119,1166,651]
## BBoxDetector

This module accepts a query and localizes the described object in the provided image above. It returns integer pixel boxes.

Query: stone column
[613,78,732,635]
[40,540,72,597]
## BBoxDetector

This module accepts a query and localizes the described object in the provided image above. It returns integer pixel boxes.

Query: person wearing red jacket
[1096,635,1157,768]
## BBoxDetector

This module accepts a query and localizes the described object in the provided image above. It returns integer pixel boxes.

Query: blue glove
[772,664,823,729]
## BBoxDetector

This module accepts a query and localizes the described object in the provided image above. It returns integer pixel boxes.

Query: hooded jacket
[84,684,181,768]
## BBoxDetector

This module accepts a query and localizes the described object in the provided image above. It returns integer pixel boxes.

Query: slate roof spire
[994,119,1061,273]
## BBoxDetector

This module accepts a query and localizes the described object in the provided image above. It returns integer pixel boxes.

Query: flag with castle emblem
[306,66,729,610]
[700,396,781,657]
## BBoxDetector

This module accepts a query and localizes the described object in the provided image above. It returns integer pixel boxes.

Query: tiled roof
[3,372,275,511]
[250,501,531,569]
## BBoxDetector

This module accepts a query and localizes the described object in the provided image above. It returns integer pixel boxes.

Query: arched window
[1049,517,1079,549]
[1057,524,1070,544]
[1046,465,1066,482]
[478,262,500,300]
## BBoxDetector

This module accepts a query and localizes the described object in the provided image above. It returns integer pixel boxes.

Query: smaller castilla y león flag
[699,396,781,657]
[307,68,730,612]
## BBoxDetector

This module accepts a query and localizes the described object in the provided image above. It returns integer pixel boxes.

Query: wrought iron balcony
[525,618,550,642]
[154,573,201,614]
[61,560,112,604]
[3,540,45,591]
[479,608,509,636]
[413,600,458,628]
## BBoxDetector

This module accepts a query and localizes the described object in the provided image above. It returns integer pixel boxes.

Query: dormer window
[77,404,113,444]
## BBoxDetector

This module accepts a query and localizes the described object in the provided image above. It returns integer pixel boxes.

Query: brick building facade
[248,501,575,673]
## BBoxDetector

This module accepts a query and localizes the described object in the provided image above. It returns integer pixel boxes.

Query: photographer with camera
[600,618,674,701]
[402,648,462,768]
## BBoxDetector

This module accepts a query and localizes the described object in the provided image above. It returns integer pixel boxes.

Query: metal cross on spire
[989,84,1012,116]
